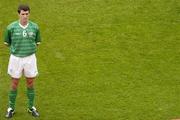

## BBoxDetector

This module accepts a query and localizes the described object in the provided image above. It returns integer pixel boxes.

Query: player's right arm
[4,26,11,46]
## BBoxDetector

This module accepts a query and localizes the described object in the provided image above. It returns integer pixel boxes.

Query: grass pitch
[0,0,180,120]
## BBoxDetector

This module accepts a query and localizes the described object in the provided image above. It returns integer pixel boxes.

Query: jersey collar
[19,22,29,29]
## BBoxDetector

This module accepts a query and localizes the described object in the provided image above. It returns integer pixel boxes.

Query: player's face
[19,10,30,25]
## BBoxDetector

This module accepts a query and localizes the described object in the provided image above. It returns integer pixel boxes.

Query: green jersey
[4,20,41,57]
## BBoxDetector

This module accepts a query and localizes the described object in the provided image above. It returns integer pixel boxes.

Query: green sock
[27,88,35,109]
[9,90,17,110]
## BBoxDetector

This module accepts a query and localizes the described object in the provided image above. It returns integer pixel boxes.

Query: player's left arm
[35,25,41,46]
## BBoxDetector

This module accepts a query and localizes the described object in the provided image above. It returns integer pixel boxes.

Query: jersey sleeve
[35,26,41,45]
[4,26,11,45]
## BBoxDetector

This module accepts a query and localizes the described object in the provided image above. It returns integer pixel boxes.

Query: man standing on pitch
[4,4,41,118]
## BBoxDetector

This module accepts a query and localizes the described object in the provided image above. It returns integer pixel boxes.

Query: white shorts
[8,54,38,78]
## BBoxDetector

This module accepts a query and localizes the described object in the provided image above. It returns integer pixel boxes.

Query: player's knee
[11,79,19,90]
[27,83,33,88]
[27,79,34,88]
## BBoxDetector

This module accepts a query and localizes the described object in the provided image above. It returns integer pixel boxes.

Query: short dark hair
[17,4,30,14]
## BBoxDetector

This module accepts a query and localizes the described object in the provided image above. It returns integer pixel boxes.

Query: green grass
[0,0,180,120]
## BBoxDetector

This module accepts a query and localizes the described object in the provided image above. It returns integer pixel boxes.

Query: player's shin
[27,88,35,109]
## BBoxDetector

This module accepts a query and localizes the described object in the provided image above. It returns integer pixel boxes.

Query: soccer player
[4,4,41,118]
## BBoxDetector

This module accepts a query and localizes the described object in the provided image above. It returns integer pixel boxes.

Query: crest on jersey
[28,32,34,37]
